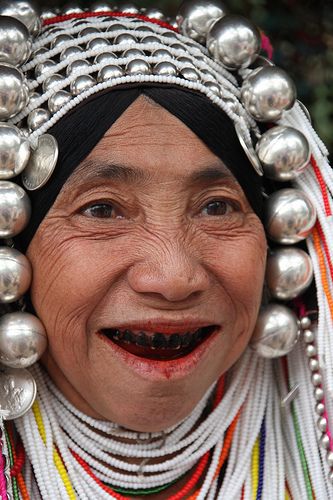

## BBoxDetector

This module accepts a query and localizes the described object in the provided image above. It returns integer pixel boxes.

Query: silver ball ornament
[205,80,220,95]
[35,59,57,78]
[79,27,101,37]
[0,16,32,66]
[0,181,31,238]
[0,1,41,35]
[67,59,91,76]
[0,247,31,303]
[0,124,30,179]
[90,2,113,12]
[62,3,83,15]
[141,35,160,44]
[180,66,200,81]
[317,417,327,433]
[126,59,150,75]
[256,126,310,181]
[177,0,226,44]
[207,14,260,69]
[114,33,137,45]
[94,52,117,65]
[97,64,124,82]
[266,248,313,300]
[0,63,29,120]
[123,48,145,58]
[145,8,165,20]
[119,3,139,14]
[86,37,111,51]
[27,108,50,131]
[241,66,297,122]
[153,61,177,76]
[70,75,96,96]
[152,49,173,59]
[59,45,84,61]
[0,312,47,368]
[42,73,65,93]
[48,90,72,114]
[50,34,74,50]
[265,188,316,244]
[251,303,300,358]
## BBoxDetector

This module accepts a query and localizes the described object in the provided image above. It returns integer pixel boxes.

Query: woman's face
[27,96,266,432]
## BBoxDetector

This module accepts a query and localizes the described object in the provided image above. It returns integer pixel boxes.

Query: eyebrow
[71,159,236,186]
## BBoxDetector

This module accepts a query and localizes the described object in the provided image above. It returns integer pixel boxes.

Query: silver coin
[0,367,36,419]
[22,134,58,191]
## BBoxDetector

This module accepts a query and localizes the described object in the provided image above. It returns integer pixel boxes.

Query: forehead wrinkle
[67,159,151,186]
[64,157,239,195]
[189,163,238,186]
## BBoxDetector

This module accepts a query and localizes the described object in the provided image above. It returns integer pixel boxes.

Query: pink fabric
[0,433,8,500]
[261,32,274,60]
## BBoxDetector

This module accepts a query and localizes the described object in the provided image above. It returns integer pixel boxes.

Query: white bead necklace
[14,350,272,498]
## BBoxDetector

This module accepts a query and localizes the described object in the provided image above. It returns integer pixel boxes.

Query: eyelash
[81,198,239,220]
[82,202,121,219]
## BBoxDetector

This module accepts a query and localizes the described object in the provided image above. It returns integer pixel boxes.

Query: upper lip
[99,319,220,335]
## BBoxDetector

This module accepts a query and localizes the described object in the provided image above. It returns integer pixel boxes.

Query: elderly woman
[0,1,331,498]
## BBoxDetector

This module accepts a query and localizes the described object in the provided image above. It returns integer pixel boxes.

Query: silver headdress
[0,1,332,496]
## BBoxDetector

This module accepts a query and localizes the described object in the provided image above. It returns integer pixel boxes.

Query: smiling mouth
[99,326,218,361]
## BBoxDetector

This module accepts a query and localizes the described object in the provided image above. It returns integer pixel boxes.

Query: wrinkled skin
[27,96,267,433]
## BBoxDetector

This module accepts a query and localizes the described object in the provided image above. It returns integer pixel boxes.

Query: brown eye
[202,200,231,216]
[84,203,116,218]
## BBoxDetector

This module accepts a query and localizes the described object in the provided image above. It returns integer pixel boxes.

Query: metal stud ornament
[251,304,300,358]
[265,188,316,244]
[0,124,30,179]
[0,1,41,35]
[256,126,310,181]
[241,66,297,122]
[0,247,32,303]
[0,181,31,238]
[0,312,47,368]
[207,14,260,69]
[177,0,226,44]
[266,247,314,300]
[0,16,32,66]
[0,63,29,120]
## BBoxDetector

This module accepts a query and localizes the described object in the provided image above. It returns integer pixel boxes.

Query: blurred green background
[38,0,333,155]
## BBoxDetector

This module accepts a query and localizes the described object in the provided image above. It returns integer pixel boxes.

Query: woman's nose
[127,241,210,302]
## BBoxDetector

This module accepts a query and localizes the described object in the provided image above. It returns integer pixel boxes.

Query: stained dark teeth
[123,330,133,343]
[113,329,121,340]
[102,326,217,358]
[181,332,192,348]
[137,333,148,347]
[152,333,167,349]
[168,334,181,349]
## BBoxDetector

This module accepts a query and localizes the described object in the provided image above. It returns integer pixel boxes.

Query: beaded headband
[0,0,331,454]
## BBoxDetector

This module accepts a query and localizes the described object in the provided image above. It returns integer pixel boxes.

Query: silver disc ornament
[0,123,31,179]
[0,16,32,67]
[0,366,36,419]
[256,126,310,181]
[207,14,261,70]
[22,134,58,191]
[0,247,32,303]
[266,247,314,301]
[251,303,300,358]
[265,188,316,244]
[0,312,47,369]
[0,181,31,238]
[177,0,227,43]
[241,66,297,122]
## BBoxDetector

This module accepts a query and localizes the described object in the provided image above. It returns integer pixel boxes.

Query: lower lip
[96,327,221,380]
